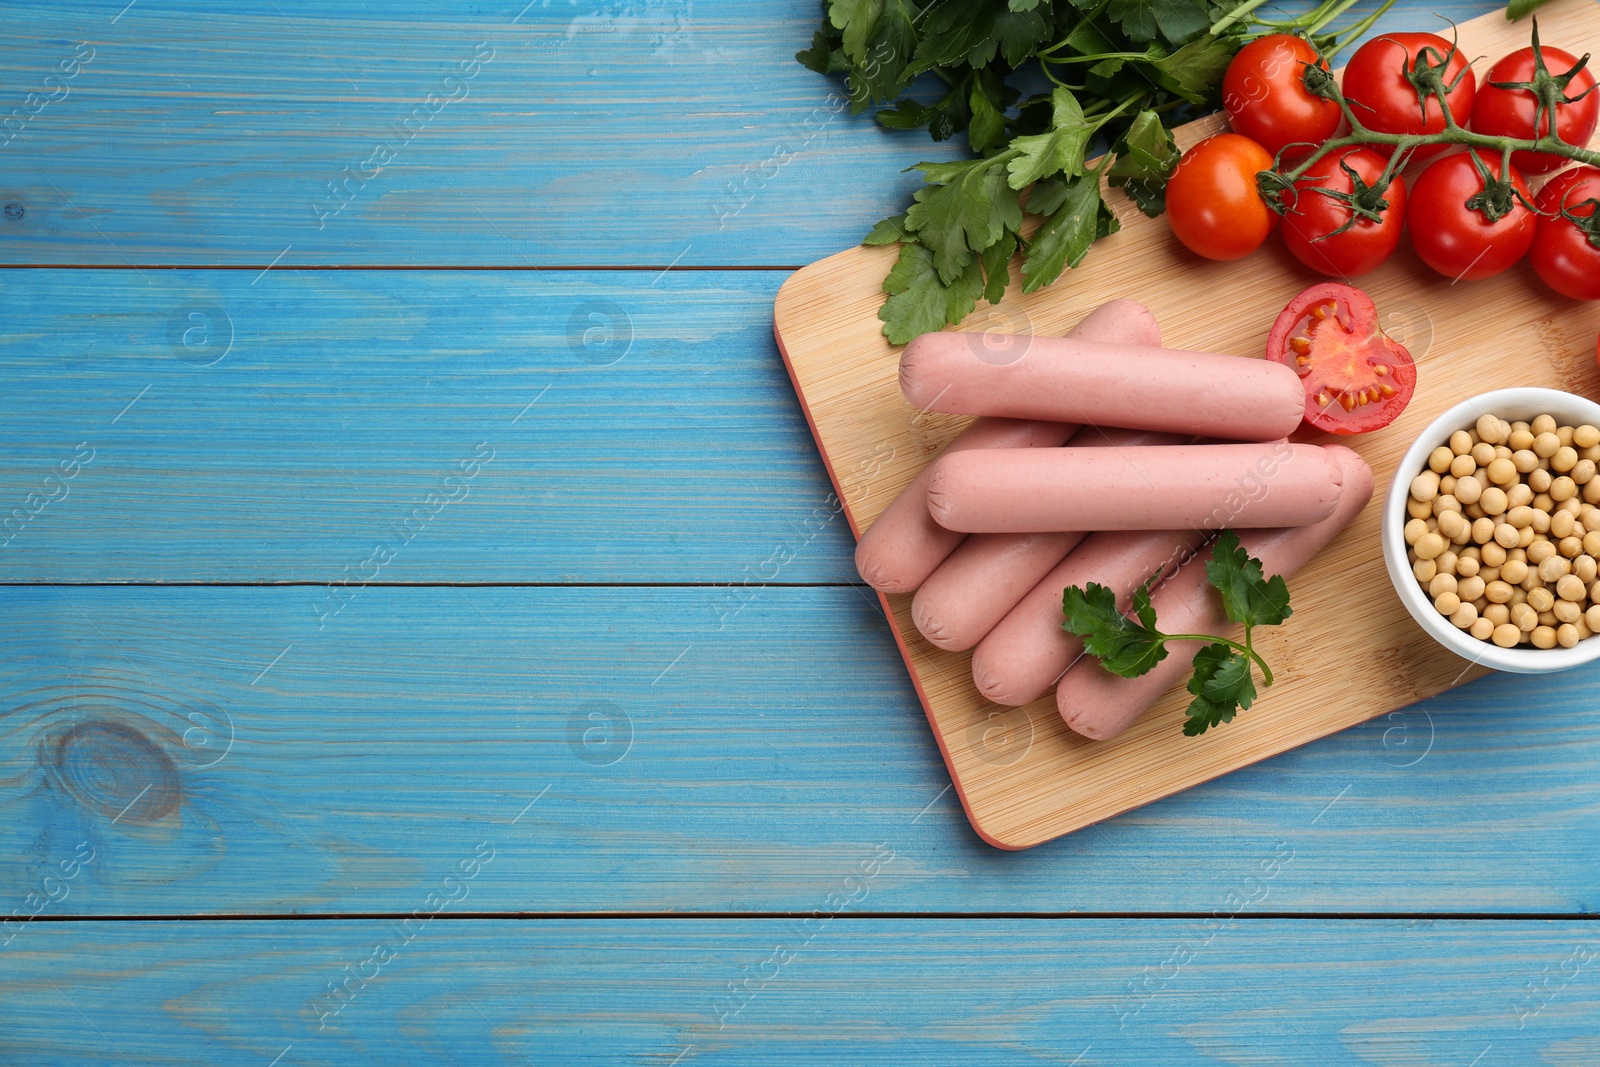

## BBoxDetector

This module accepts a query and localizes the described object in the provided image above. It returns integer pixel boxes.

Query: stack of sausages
[856,299,1374,741]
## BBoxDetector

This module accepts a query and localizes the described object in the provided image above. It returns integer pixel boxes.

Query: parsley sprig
[797,0,1399,343]
[1061,530,1292,736]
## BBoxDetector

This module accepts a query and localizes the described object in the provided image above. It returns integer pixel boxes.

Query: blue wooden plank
[0,0,963,266]
[1,918,1592,1064]
[3,584,1600,916]
[0,268,858,582]
[0,0,1504,267]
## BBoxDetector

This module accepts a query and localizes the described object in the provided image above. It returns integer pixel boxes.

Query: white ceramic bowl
[1383,386,1600,675]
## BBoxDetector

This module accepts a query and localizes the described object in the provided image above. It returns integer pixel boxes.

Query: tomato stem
[1562,196,1600,250]
[1297,151,1395,241]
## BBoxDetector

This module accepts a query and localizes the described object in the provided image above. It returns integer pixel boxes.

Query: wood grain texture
[5,584,1600,916]
[774,0,1600,849]
[0,269,857,582]
[0,0,964,266]
[5,919,1598,1064]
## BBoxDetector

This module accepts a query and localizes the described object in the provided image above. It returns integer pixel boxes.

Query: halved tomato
[1266,283,1416,435]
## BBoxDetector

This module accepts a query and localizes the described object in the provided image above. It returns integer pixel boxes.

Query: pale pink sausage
[927,442,1344,534]
[1058,445,1374,741]
[854,299,1161,593]
[899,333,1304,441]
[970,528,1209,706]
[911,429,1185,652]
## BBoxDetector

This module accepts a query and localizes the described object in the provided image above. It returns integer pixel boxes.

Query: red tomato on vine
[1223,35,1342,158]
[1342,32,1477,165]
[1471,41,1600,174]
[1407,151,1536,282]
[1281,146,1407,278]
[1530,166,1600,300]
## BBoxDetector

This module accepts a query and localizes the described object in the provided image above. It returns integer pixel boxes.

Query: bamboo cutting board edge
[772,0,1600,850]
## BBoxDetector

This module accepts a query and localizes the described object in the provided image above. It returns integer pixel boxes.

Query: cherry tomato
[1267,282,1415,435]
[1530,166,1600,300]
[1342,32,1477,164]
[1471,45,1600,174]
[1281,147,1407,278]
[1165,134,1277,262]
[1222,35,1342,157]
[1407,151,1536,281]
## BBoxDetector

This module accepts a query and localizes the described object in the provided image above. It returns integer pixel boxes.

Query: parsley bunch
[1061,531,1292,736]
[797,0,1397,343]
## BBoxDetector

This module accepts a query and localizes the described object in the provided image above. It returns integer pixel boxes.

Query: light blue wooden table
[4,1,1598,1062]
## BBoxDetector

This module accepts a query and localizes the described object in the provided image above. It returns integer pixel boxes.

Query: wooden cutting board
[773,0,1600,850]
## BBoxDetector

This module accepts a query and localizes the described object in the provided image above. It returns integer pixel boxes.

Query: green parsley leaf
[905,158,1022,284]
[1006,87,1093,189]
[879,242,984,344]
[1107,0,1215,46]
[1020,171,1119,293]
[854,0,919,104]
[1150,35,1238,106]
[1205,530,1293,629]
[863,213,911,245]
[916,0,1000,67]
[1062,582,1169,678]
[1059,20,1118,57]
[924,83,972,141]
[796,30,848,75]
[880,242,947,341]
[1023,176,1070,217]
[829,0,885,65]
[825,0,922,110]
[1183,642,1256,736]
[943,255,986,325]
[1104,0,1161,43]
[1131,580,1159,631]
[980,228,1018,304]
[968,78,1008,154]
[993,7,1052,68]
[877,98,932,131]
[1107,109,1180,217]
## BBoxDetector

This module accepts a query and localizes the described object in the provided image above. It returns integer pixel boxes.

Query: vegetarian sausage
[911,429,1185,651]
[970,527,1209,706]
[1057,444,1373,741]
[927,442,1345,533]
[899,333,1304,441]
[854,299,1162,592]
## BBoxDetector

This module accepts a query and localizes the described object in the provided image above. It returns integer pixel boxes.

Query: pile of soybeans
[1405,412,1600,651]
